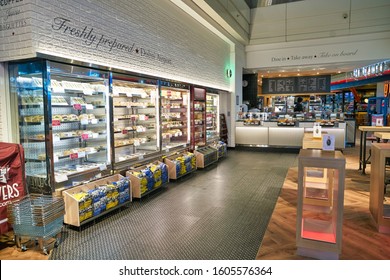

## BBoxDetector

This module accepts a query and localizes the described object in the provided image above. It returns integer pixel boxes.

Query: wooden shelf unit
[163,152,197,179]
[194,146,218,168]
[297,149,345,260]
[126,161,169,199]
[370,143,390,233]
[219,113,228,144]
[62,174,131,227]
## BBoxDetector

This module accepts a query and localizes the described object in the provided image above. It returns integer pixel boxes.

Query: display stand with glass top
[111,74,159,170]
[370,143,390,233]
[297,149,345,259]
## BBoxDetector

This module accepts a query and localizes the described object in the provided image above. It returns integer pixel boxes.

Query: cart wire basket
[7,194,65,255]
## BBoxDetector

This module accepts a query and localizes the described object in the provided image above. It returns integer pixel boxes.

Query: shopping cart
[7,194,65,255]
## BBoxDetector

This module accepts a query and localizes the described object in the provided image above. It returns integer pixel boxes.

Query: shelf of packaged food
[52,89,105,96]
[162,125,187,130]
[113,105,155,109]
[54,164,108,183]
[114,143,135,148]
[114,129,135,134]
[19,104,43,109]
[15,86,42,91]
[21,137,46,142]
[54,149,106,161]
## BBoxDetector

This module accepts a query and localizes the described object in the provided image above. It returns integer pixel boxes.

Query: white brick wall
[1,0,232,90]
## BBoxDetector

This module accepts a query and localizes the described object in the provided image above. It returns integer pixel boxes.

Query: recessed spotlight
[278,74,281,77]
[297,73,300,76]
[316,72,319,75]
[338,71,341,74]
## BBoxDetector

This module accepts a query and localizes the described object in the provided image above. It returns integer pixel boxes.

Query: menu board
[262,75,330,94]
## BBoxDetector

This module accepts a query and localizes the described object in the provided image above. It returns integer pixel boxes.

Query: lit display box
[296,149,345,259]
[370,143,390,233]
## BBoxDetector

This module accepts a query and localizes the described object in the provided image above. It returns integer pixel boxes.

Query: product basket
[7,194,65,254]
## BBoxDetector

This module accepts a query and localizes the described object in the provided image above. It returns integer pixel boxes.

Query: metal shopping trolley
[7,194,65,255]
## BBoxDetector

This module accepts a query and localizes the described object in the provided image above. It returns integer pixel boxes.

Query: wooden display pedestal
[194,146,218,168]
[370,143,390,233]
[126,161,169,199]
[63,174,131,227]
[163,152,196,179]
[297,149,345,260]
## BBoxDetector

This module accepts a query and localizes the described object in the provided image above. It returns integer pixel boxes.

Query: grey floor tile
[50,149,297,260]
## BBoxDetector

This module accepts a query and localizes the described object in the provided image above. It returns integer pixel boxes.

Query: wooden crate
[194,147,218,168]
[126,161,168,198]
[63,174,131,227]
[163,153,196,179]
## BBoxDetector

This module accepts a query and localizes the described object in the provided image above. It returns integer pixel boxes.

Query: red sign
[122,129,128,134]
[52,120,61,126]
[0,143,26,234]
[73,104,82,110]
[70,153,78,160]
[81,133,89,140]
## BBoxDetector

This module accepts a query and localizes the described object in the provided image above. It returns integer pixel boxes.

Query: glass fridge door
[111,73,159,168]
[9,60,51,194]
[160,84,190,152]
[48,61,110,190]
[206,92,219,143]
[191,87,206,149]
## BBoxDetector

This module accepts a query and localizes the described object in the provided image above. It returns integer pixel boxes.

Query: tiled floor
[47,149,297,260]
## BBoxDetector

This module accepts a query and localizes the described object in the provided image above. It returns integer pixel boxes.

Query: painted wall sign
[262,75,330,94]
[0,0,23,7]
[0,0,26,31]
[51,17,173,65]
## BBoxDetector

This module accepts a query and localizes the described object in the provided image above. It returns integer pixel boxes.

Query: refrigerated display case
[160,83,190,153]
[111,73,159,170]
[191,87,206,149]
[206,92,219,143]
[9,60,111,193]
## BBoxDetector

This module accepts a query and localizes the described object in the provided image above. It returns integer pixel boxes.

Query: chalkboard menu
[262,75,330,94]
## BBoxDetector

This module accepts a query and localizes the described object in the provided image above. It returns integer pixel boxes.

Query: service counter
[235,121,346,149]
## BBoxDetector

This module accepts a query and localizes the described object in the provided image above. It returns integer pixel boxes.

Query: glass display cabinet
[190,87,206,149]
[9,60,111,193]
[160,82,190,153]
[9,60,49,194]
[370,143,390,233]
[111,73,159,170]
[206,92,219,143]
[297,149,345,259]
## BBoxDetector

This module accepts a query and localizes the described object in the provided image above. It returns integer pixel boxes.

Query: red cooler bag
[0,142,26,234]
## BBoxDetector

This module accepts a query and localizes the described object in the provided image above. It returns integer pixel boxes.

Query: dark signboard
[262,75,330,94]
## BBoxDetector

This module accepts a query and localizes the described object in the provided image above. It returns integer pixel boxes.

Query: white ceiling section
[173,0,251,45]
[173,0,390,78]
[247,0,390,76]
